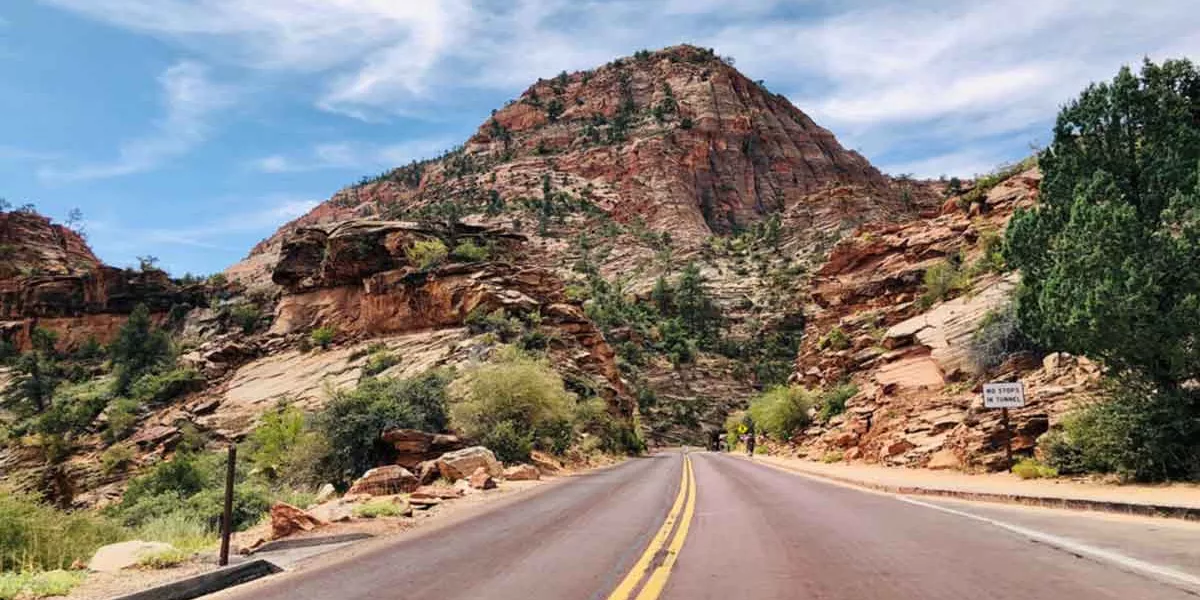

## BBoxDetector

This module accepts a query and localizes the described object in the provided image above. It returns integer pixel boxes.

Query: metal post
[1001,407,1013,470]
[219,444,236,566]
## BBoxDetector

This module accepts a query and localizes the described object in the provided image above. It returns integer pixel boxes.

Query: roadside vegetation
[1005,58,1200,482]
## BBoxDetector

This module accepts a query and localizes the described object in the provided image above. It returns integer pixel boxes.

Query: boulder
[529,450,563,475]
[314,483,337,504]
[436,446,503,481]
[308,501,354,523]
[347,465,420,496]
[89,541,176,573]
[469,466,497,490]
[412,485,465,500]
[269,502,326,540]
[503,464,541,481]
[381,429,465,468]
[926,448,962,470]
[415,460,440,485]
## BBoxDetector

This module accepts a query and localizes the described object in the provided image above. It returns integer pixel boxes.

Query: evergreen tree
[111,304,171,393]
[3,328,61,415]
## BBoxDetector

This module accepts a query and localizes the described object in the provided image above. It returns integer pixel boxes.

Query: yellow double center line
[607,454,697,600]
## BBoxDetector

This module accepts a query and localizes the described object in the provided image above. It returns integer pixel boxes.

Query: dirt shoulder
[750,454,1200,512]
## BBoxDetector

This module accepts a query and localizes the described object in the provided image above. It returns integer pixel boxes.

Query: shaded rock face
[791,168,1101,470]
[0,211,203,351]
[266,219,631,415]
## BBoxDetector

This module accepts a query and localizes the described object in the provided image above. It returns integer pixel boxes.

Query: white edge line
[896,495,1200,593]
[739,456,1200,594]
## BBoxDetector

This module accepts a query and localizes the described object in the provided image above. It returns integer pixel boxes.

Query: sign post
[982,382,1026,470]
[219,444,236,567]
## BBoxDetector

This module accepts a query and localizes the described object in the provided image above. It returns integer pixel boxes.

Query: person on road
[746,430,756,457]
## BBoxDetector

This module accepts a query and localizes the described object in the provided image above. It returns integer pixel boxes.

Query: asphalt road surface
[219,450,1200,600]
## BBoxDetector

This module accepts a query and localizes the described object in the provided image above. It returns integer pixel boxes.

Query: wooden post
[219,444,236,567]
[1001,407,1014,470]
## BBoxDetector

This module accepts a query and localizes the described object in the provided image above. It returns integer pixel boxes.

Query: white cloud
[39,61,236,181]
[42,0,1200,165]
[252,137,453,173]
[115,196,318,250]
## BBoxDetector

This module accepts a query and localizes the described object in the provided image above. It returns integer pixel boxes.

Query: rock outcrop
[0,210,204,351]
[790,168,1104,469]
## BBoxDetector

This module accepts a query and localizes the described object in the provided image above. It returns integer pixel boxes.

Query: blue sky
[1,1,1196,276]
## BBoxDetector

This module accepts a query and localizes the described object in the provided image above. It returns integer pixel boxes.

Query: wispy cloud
[93,196,318,252]
[41,0,1200,169]
[251,137,453,173]
[0,145,58,161]
[38,61,236,181]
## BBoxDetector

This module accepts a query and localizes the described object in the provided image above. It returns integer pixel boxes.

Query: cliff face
[790,168,1104,470]
[0,211,200,351]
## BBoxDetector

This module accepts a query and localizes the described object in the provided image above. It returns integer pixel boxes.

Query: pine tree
[111,304,171,393]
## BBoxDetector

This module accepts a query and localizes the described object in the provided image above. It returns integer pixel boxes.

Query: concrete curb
[747,456,1200,521]
[247,533,374,555]
[109,559,282,600]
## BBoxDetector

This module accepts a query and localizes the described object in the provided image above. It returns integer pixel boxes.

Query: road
[219,451,1200,600]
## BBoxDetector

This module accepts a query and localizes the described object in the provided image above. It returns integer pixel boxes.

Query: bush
[406,239,449,270]
[1011,458,1057,480]
[748,386,815,442]
[968,303,1038,373]
[451,347,576,456]
[822,451,844,463]
[361,350,400,377]
[573,397,644,455]
[104,397,141,443]
[817,327,850,351]
[353,499,408,519]
[111,304,172,394]
[314,370,452,485]
[129,368,204,405]
[110,452,270,532]
[100,444,136,475]
[451,240,489,262]
[465,307,522,340]
[309,326,336,350]
[918,258,971,308]
[481,420,534,463]
[229,303,263,334]
[0,489,127,572]
[817,383,858,422]
[1041,379,1200,481]
[245,405,306,479]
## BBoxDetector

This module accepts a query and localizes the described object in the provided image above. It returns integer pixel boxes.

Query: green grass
[134,513,216,554]
[0,489,127,572]
[1011,458,1058,480]
[136,547,191,569]
[0,570,85,600]
[352,500,408,519]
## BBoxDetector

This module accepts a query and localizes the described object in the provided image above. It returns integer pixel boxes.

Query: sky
[1,1,1196,276]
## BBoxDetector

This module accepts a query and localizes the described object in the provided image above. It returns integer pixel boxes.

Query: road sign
[982,382,1026,409]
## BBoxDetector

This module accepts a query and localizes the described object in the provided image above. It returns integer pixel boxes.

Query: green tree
[673,262,722,345]
[4,328,61,415]
[1006,58,1200,480]
[1006,59,1200,387]
[111,304,172,394]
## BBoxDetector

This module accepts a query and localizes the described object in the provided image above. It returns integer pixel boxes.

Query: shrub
[129,368,204,405]
[918,258,971,308]
[314,370,452,485]
[481,420,534,463]
[309,326,336,350]
[245,405,307,479]
[817,327,850,351]
[465,307,522,340]
[353,499,408,519]
[229,303,263,334]
[572,397,644,455]
[968,303,1038,373]
[451,240,489,262]
[748,386,815,442]
[817,383,858,422]
[1011,458,1057,480]
[361,350,401,378]
[406,239,449,270]
[450,347,575,456]
[110,452,270,532]
[103,397,141,444]
[100,444,136,475]
[1041,379,1200,481]
[822,451,844,463]
[137,546,191,569]
[0,489,127,572]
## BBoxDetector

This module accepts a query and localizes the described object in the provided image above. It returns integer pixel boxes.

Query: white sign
[983,382,1026,408]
